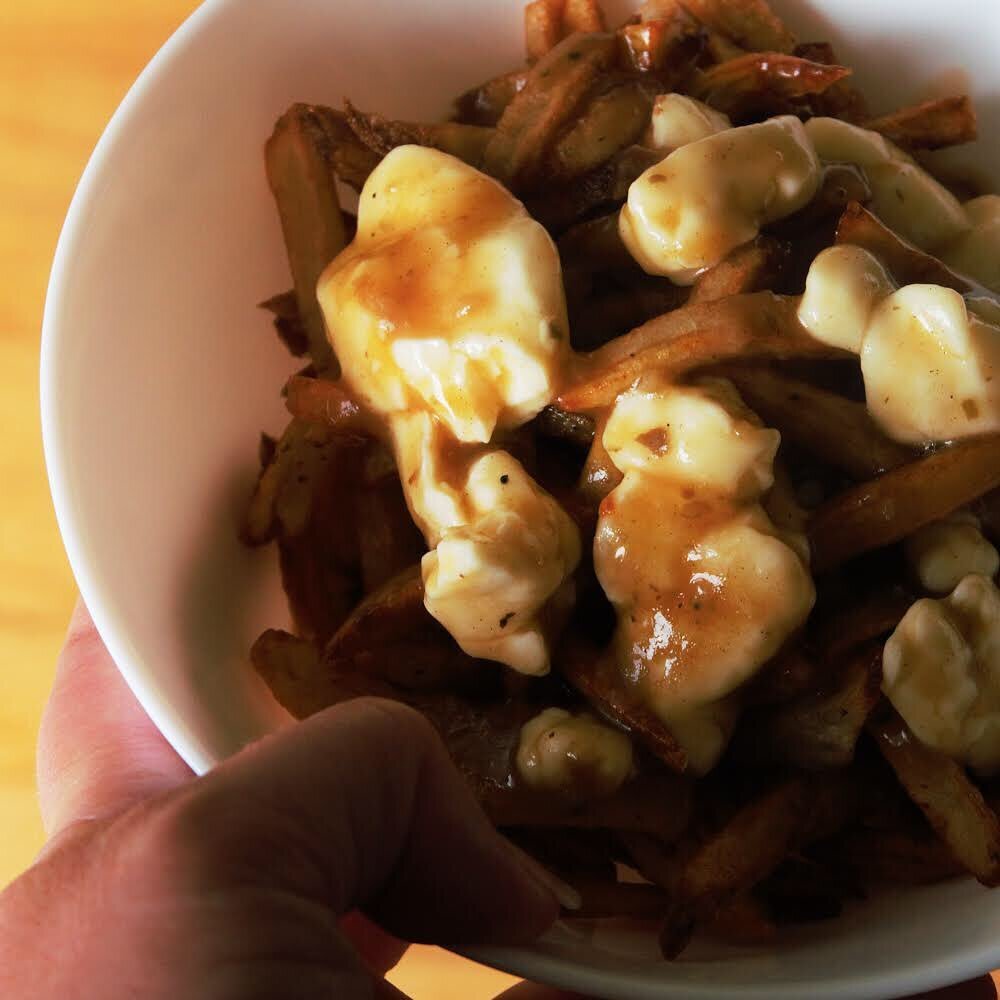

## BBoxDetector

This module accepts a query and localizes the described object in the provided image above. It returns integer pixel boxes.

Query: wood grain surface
[0,2,521,996]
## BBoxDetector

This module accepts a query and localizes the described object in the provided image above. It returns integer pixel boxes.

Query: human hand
[0,601,562,999]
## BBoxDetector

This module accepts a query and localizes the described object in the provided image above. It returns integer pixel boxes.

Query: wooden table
[0,2,521,996]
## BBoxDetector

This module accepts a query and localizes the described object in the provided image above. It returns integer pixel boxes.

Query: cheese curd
[904,513,1000,594]
[318,145,570,443]
[940,195,1000,293]
[619,116,821,284]
[646,94,731,151]
[863,285,1000,444]
[516,708,634,799]
[594,377,815,774]
[797,245,895,353]
[319,147,579,674]
[421,449,580,674]
[799,247,1000,445]
[803,117,968,252]
[883,574,1000,774]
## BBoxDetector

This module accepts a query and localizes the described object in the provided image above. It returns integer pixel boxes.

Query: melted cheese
[594,377,815,774]
[646,94,731,151]
[319,146,579,674]
[940,195,1000,294]
[804,117,968,252]
[883,574,1000,774]
[620,116,821,284]
[904,513,1000,594]
[516,708,634,799]
[319,145,569,442]
[799,247,1000,445]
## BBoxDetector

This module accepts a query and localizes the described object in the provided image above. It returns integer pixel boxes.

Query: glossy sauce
[593,378,815,773]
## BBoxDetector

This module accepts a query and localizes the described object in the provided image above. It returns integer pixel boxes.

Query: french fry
[559,292,848,412]
[834,201,979,293]
[558,212,636,274]
[274,432,365,642]
[559,641,689,772]
[282,373,380,438]
[564,0,607,34]
[265,104,351,371]
[736,644,882,771]
[617,12,703,76]
[794,41,868,121]
[242,419,361,544]
[550,80,655,179]
[485,32,618,189]
[259,290,309,357]
[659,778,809,957]
[527,144,662,232]
[812,584,914,662]
[355,449,426,594]
[744,645,823,706]
[250,629,333,718]
[689,236,788,303]
[619,830,683,891]
[642,0,795,54]
[836,827,964,886]
[721,365,914,480]
[533,405,596,449]
[866,95,977,151]
[704,893,777,944]
[570,879,671,919]
[487,773,693,836]
[525,0,565,61]
[322,565,492,692]
[343,102,494,165]
[569,279,689,351]
[454,69,529,127]
[771,164,872,239]
[869,711,1000,886]
[809,435,1000,573]
[690,52,850,119]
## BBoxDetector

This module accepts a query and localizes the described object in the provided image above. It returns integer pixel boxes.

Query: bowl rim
[39,0,1000,996]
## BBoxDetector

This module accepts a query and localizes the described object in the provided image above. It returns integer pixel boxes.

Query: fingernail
[507,841,582,912]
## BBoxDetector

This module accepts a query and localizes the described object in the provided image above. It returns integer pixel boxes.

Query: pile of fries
[243,0,1000,957]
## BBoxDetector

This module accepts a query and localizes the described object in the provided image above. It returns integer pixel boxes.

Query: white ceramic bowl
[41,0,1000,996]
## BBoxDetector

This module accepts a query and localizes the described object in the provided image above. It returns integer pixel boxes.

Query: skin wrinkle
[0,602,559,1000]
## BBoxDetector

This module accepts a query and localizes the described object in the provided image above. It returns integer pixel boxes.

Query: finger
[37,600,192,840]
[147,697,561,946]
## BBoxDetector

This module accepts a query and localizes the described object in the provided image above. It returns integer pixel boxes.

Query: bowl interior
[41,0,1000,996]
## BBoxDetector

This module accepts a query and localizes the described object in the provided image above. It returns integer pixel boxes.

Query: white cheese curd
[594,377,815,774]
[319,147,579,674]
[883,575,1000,774]
[646,93,731,151]
[619,116,821,284]
[862,285,1000,444]
[318,145,570,443]
[421,450,580,675]
[798,249,1000,445]
[904,513,1000,594]
[940,195,1000,293]
[516,708,634,798]
[804,117,968,252]
[797,245,895,353]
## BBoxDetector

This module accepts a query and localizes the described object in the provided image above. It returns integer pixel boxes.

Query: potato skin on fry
[809,435,1000,573]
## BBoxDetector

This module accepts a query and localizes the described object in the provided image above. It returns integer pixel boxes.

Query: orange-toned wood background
[0,1,521,995]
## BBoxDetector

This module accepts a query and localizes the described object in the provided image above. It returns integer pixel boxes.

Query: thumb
[142,696,561,946]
